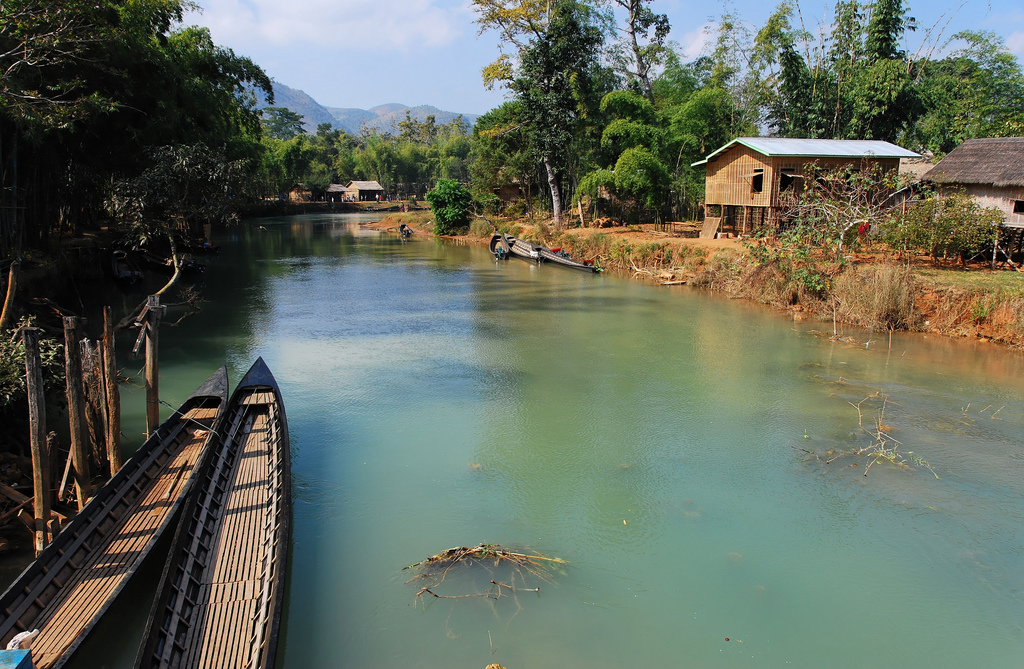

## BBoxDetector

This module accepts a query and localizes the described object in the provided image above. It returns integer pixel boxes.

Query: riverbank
[372,213,1024,349]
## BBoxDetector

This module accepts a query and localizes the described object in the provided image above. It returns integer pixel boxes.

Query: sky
[185,0,1024,115]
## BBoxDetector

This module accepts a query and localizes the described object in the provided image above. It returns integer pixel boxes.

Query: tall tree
[511,1,605,228]
[606,0,670,102]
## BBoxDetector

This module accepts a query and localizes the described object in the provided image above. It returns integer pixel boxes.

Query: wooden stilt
[144,295,163,438]
[103,307,122,474]
[23,328,52,553]
[62,316,90,510]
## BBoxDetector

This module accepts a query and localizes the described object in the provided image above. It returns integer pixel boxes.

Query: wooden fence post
[63,316,90,510]
[103,306,122,474]
[144,295,163,437]
[23,328,52,553]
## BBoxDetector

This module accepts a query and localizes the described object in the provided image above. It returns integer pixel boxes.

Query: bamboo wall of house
[938,184,1024,225]
[704,149,902,209]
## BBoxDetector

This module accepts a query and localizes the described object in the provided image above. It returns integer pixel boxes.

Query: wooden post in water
[23,327,52,553]
[103,306,123,473]
[63,316,90,510]
[144,295,163,437]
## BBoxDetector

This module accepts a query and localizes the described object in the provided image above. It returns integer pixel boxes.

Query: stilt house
[922,138,1024,226]
[692,138,919,238]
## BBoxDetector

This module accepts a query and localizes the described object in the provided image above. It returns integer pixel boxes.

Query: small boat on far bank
[539,246,602,273]
[488,233,512,259]
[111,250,143,285]
[490,233,601,272]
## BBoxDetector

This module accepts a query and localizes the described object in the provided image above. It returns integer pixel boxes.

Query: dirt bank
[371,214,1024,350]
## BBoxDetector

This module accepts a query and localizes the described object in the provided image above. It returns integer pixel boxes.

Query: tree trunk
[626,4,655,103]
[0,260,19,332]
[544,157,563,230]
[63,317,91,510]
[116,233,184,330]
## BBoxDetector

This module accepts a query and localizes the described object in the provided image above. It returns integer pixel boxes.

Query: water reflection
[47,214,1024,668]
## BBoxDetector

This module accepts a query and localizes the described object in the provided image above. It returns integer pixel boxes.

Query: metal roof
[692,137,919,166]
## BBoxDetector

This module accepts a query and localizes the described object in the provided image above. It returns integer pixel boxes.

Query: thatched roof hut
[924,138,1024,188]
[923,138,1024,225]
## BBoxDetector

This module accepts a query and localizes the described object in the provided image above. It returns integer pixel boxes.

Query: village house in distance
[326,180,385,202]
[693,138,919,239]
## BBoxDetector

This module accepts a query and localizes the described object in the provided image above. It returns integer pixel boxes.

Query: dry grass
[832,263,917,332]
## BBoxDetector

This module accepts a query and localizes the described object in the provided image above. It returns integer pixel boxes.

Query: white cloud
[677,23,714,61]
[188,0,468,53]
[1007,31,1024,55]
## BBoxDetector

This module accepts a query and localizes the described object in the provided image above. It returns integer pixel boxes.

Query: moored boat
[506,235,542,262]
[111,250,144,284]
[538,246,602,272]
[488,233,512,259]
[496,234,600,272]
[0,367,229,669]
[135,357,290,669]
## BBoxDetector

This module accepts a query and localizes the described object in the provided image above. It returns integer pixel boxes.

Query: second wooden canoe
[135,357,290,669]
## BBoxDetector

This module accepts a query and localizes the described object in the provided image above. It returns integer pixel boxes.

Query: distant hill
[256,82,336,133]
[258,83,477,135]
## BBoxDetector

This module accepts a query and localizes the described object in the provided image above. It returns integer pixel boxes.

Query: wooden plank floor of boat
[180,391,283,668]
[13,406,218,669]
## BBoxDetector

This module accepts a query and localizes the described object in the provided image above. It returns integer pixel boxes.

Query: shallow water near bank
[51,213,1024,668]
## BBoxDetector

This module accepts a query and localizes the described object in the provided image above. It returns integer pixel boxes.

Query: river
[31,213,1024,667]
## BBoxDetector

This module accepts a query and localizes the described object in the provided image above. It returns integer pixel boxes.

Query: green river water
[15,213,1024,667]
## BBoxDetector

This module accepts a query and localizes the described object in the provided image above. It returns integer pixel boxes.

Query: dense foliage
[463,0,1024,225]
[425,179,474,235]
[3,0,1023,248]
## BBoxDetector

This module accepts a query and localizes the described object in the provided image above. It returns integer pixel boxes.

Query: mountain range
[259,82,478,135]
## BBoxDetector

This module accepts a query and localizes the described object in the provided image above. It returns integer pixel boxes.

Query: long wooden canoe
[135,357,290,669]
[0,367,229,669]
[507,235,542,262]
[538,247,601,272]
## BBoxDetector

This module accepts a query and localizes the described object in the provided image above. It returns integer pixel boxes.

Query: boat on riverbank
[490,233,600,272]
[538,246,601,273]
[507,235,542,262]
[0,367,228,669]
[110,250,144,285]
[488,233,512,259]
[136,357,290,669]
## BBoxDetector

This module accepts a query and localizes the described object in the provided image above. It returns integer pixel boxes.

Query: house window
[751,169,764,194]
[1014,200,1024,214]
[780,168,797,192]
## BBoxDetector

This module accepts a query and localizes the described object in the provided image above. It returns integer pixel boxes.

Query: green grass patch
[913,267,1024,296]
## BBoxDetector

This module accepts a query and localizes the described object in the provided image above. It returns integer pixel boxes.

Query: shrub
[468,219,493,237]
[884,191,1002,263]
[425,179,473,235]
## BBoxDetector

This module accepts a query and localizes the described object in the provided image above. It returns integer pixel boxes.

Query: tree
[470,101,537,215]
[915,31,1024,153]
[107,142,251,301]
[262,107,305,140]
[425,179,473,235]
[606,0,670,102]
[510,1,605,228]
